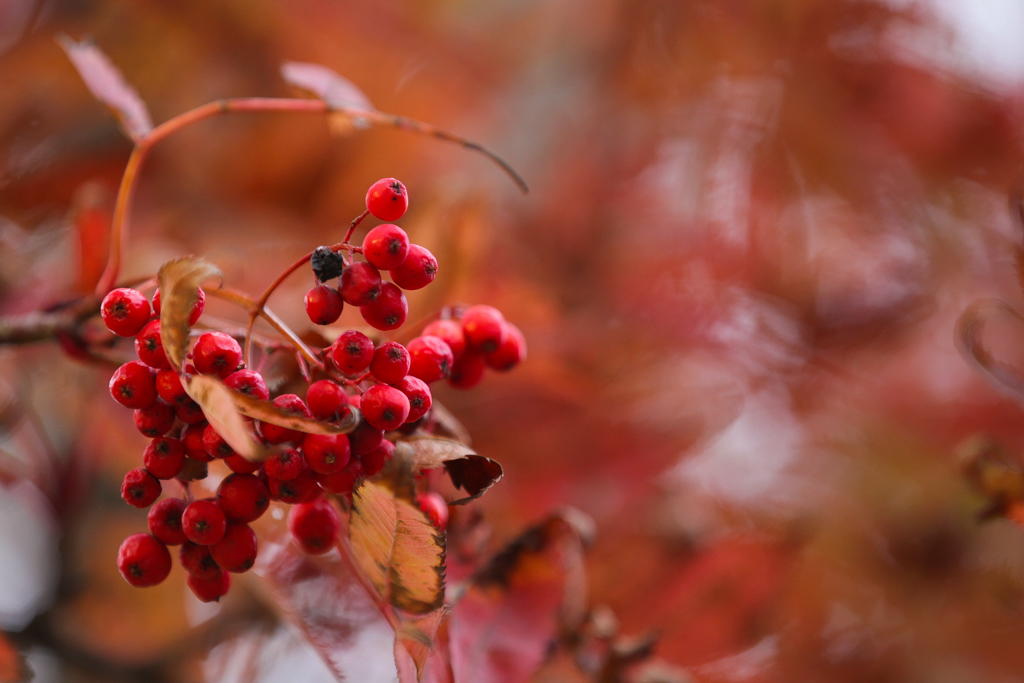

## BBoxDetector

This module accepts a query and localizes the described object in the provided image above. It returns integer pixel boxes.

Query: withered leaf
[184,374,267,462]
[281,61,373,121]
[428,402,471,446]
[350,453,446,615]
[157,257,222,371]
[396,608,448,681]
[233,390,360,435]
[58,36,153,141]
[397,437,503,505]
[957,298,1024,400]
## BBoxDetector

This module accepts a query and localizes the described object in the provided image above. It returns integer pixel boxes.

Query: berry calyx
[365,177,408,221]
[153,287,205,325]
[217,473,270,523]
[121,468,161,508]
[417,492,449,531]
[303,433,351,474]
[117,533,172,587]
[370,341,410,384]
[260,394,310,445]
[192,332,243,378]
[134,400,175,438]
[360,385,410,431]
[224,369,269,401]
[423,319,466,361]
[109,361,157,409]
[210,522,258,573]
[135,320,171,370]
[484,322,526,371]
[288,499,341,555]
[362,224,410,270]
[148,498,188,545]
[306,380,350,422]
[143,437,186,479]
[390,244,437,291]
[331,330,374,374]
[339,262,382,306]
[101,288,151,337]
[305,284,344,325]
[360,282,407,331]
[187,569,231,602]
[408,335,454,383]
[395,376,432,422]
[182,499,227,545]
[461,305,507,353]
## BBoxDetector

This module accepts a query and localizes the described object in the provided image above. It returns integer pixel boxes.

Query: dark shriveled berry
[310,246,345,282]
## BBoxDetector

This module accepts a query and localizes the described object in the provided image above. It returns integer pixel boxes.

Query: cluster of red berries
[101,177,522,602]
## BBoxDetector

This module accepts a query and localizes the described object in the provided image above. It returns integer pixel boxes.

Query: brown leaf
[448,508,594,683]
[956,299,1024,400]
[429,402,471,446]
[233,390,361,435]
[396,608,448,682]
[350,454,446,615]
[281,61,373,110]
[184,374,267,461]
[397,437,503,505]
[58,36,153,141]
[157,257,222,371]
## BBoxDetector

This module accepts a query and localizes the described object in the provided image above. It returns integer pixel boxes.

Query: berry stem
[342,210,370,244]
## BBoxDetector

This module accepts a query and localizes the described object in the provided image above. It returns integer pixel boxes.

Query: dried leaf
[58,36,153,141]
[429,402,471,446]
[281,61,373,110]
[184,374,267,461]
[157,257,222,370]
[396,608,448,682]
[350,454,446,614]
[398,437,503,505]
[449,508,594,683]
[233,390,361,435]
[956,299,1024,399]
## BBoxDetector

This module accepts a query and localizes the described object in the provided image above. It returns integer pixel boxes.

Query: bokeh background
[4,0,1024,681]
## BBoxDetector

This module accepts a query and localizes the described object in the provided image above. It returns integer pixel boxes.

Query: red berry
[349,422,384,456]
[360,385,410,431]
[408,335,454,383]
[288,499,341,555]
[181,422,213,462]
[365,177,408,221]
[180,541,220,579]
[484,322,526,371]
[305,284,344,325]
[155,369,188,405]
[143,437,186,479]
[306,380,350,422]
[395,376,432,422]
[182,499,227,545]
[175,399,206,424]
[264,448,307,481]
[331,330,374,374]
[224,453,261,474]
[461,305,507,353]
[134,400,175,438]
[117,533,172,587]
[224,369,269,401]
[448,350,486,389]
[417,492,449,531]
[260,394,310,445]
[153,287,205,325]
[423,319,466,361]
[148,498,188,545]
[362,224,410,270]
[203,424,236,459]
[339,262,382,306]
[360,282,408,331]
[135,320,171,370]
[109,361,157,409]
[316,459,362,494]
[390,244,437,291]
[192,332,242,378]
[101,288,151,337]
[361,439,395,477]
[370,341,410,384]
[210,522,258,573]
[187,569,230,602]
[268,468,320,503]
[217,473,270,523]
[121,468,161,508]
[303,433,351,474]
